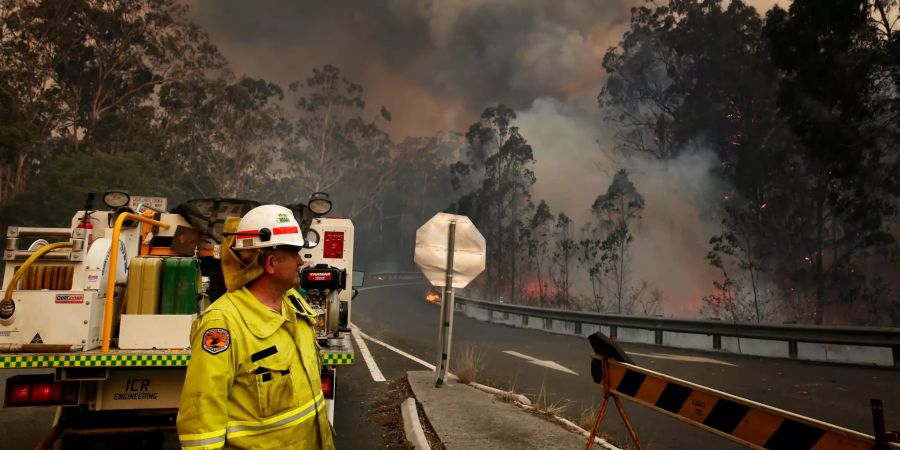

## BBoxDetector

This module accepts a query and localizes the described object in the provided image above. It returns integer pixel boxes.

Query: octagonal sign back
[414,213,486,288]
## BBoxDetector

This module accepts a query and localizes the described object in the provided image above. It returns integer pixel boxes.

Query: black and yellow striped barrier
[586,332,899,450]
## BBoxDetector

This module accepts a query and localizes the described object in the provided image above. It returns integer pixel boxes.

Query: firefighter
[177,204,335,450]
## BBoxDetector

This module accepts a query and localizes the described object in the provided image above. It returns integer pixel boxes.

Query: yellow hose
[3,242,73,302]
[102,212,170,352]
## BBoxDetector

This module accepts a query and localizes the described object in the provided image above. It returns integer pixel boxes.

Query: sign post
[435,221,456,387]
[414,213,485,388]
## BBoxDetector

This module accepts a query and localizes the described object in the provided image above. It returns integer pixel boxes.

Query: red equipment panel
[323,231,344,259]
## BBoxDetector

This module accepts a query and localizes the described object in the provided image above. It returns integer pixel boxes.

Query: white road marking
[350,325,386,382]
[503,350,536,360]
[626,351,738,367]
[353,325,435,371]
[502,350,579,375]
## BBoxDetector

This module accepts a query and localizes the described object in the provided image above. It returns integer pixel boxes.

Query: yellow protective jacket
[177,287,335,450]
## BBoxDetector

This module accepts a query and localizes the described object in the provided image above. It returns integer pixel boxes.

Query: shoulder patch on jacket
[202,328,231,354]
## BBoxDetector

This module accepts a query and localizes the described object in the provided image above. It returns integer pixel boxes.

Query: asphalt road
[2,279,898,450]
[350,279,900,450]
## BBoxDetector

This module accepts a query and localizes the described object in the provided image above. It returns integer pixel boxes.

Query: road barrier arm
[587,332,900,450]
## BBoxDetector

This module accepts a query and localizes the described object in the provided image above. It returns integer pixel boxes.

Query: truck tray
[0,336,355,369]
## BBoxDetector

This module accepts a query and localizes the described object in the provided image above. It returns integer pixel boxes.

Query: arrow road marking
[502,350,579,375]
[626,351,738,367]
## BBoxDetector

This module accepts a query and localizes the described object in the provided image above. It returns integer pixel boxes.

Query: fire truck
[0,190,357,449]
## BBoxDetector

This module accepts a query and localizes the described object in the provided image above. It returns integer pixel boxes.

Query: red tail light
[321,373,334,399]
[29,382,62,403]
[5,375,77,407]
[8,382,30,404]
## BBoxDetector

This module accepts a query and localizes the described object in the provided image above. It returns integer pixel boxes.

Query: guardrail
[368,272,425,282]
[363,273,900,367]
[454,295,900,368]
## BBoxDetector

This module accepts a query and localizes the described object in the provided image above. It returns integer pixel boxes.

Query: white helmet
[232,204,304,250]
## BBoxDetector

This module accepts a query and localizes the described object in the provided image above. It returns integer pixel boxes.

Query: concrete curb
[468,381,531,406]
[554,415,620,450]
[401,397,430,450]
[466,382,620,450]
[515,404,621,450]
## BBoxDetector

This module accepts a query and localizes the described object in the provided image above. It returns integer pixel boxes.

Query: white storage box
[118,314,196,350]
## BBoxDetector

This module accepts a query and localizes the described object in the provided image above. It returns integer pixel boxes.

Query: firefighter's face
[265,247,303,287]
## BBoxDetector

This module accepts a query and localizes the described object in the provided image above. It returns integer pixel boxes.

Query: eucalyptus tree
[550,212,575,307]
[159,77,288,198]
[765,0,900,323]
[451,105,536,302]
[593,169,644,313]
[0,0,225,205]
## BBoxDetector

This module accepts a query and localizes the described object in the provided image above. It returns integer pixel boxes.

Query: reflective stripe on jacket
[177,287,335,450]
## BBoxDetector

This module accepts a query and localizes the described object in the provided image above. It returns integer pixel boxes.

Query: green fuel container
[161,257,201,315]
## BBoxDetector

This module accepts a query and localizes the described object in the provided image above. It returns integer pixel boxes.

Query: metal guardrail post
[521,315,528,326]
[654,330,663,345]
[713,334,722,350]
[893,347,900,369]
[789,340,799,359]
[575,322,582,335]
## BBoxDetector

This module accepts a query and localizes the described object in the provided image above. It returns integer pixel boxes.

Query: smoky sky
[187,0,642,137]
[188,0,774,138]
[187,0,780,137]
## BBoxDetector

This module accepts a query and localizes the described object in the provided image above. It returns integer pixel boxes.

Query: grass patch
[530,382,568,418]
[493,390,521,405]
[450,344,485,384]
[578,405,598,431]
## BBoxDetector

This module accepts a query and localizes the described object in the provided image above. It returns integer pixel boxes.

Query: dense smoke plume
[188,0,780,316]
[517,96,724,315]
